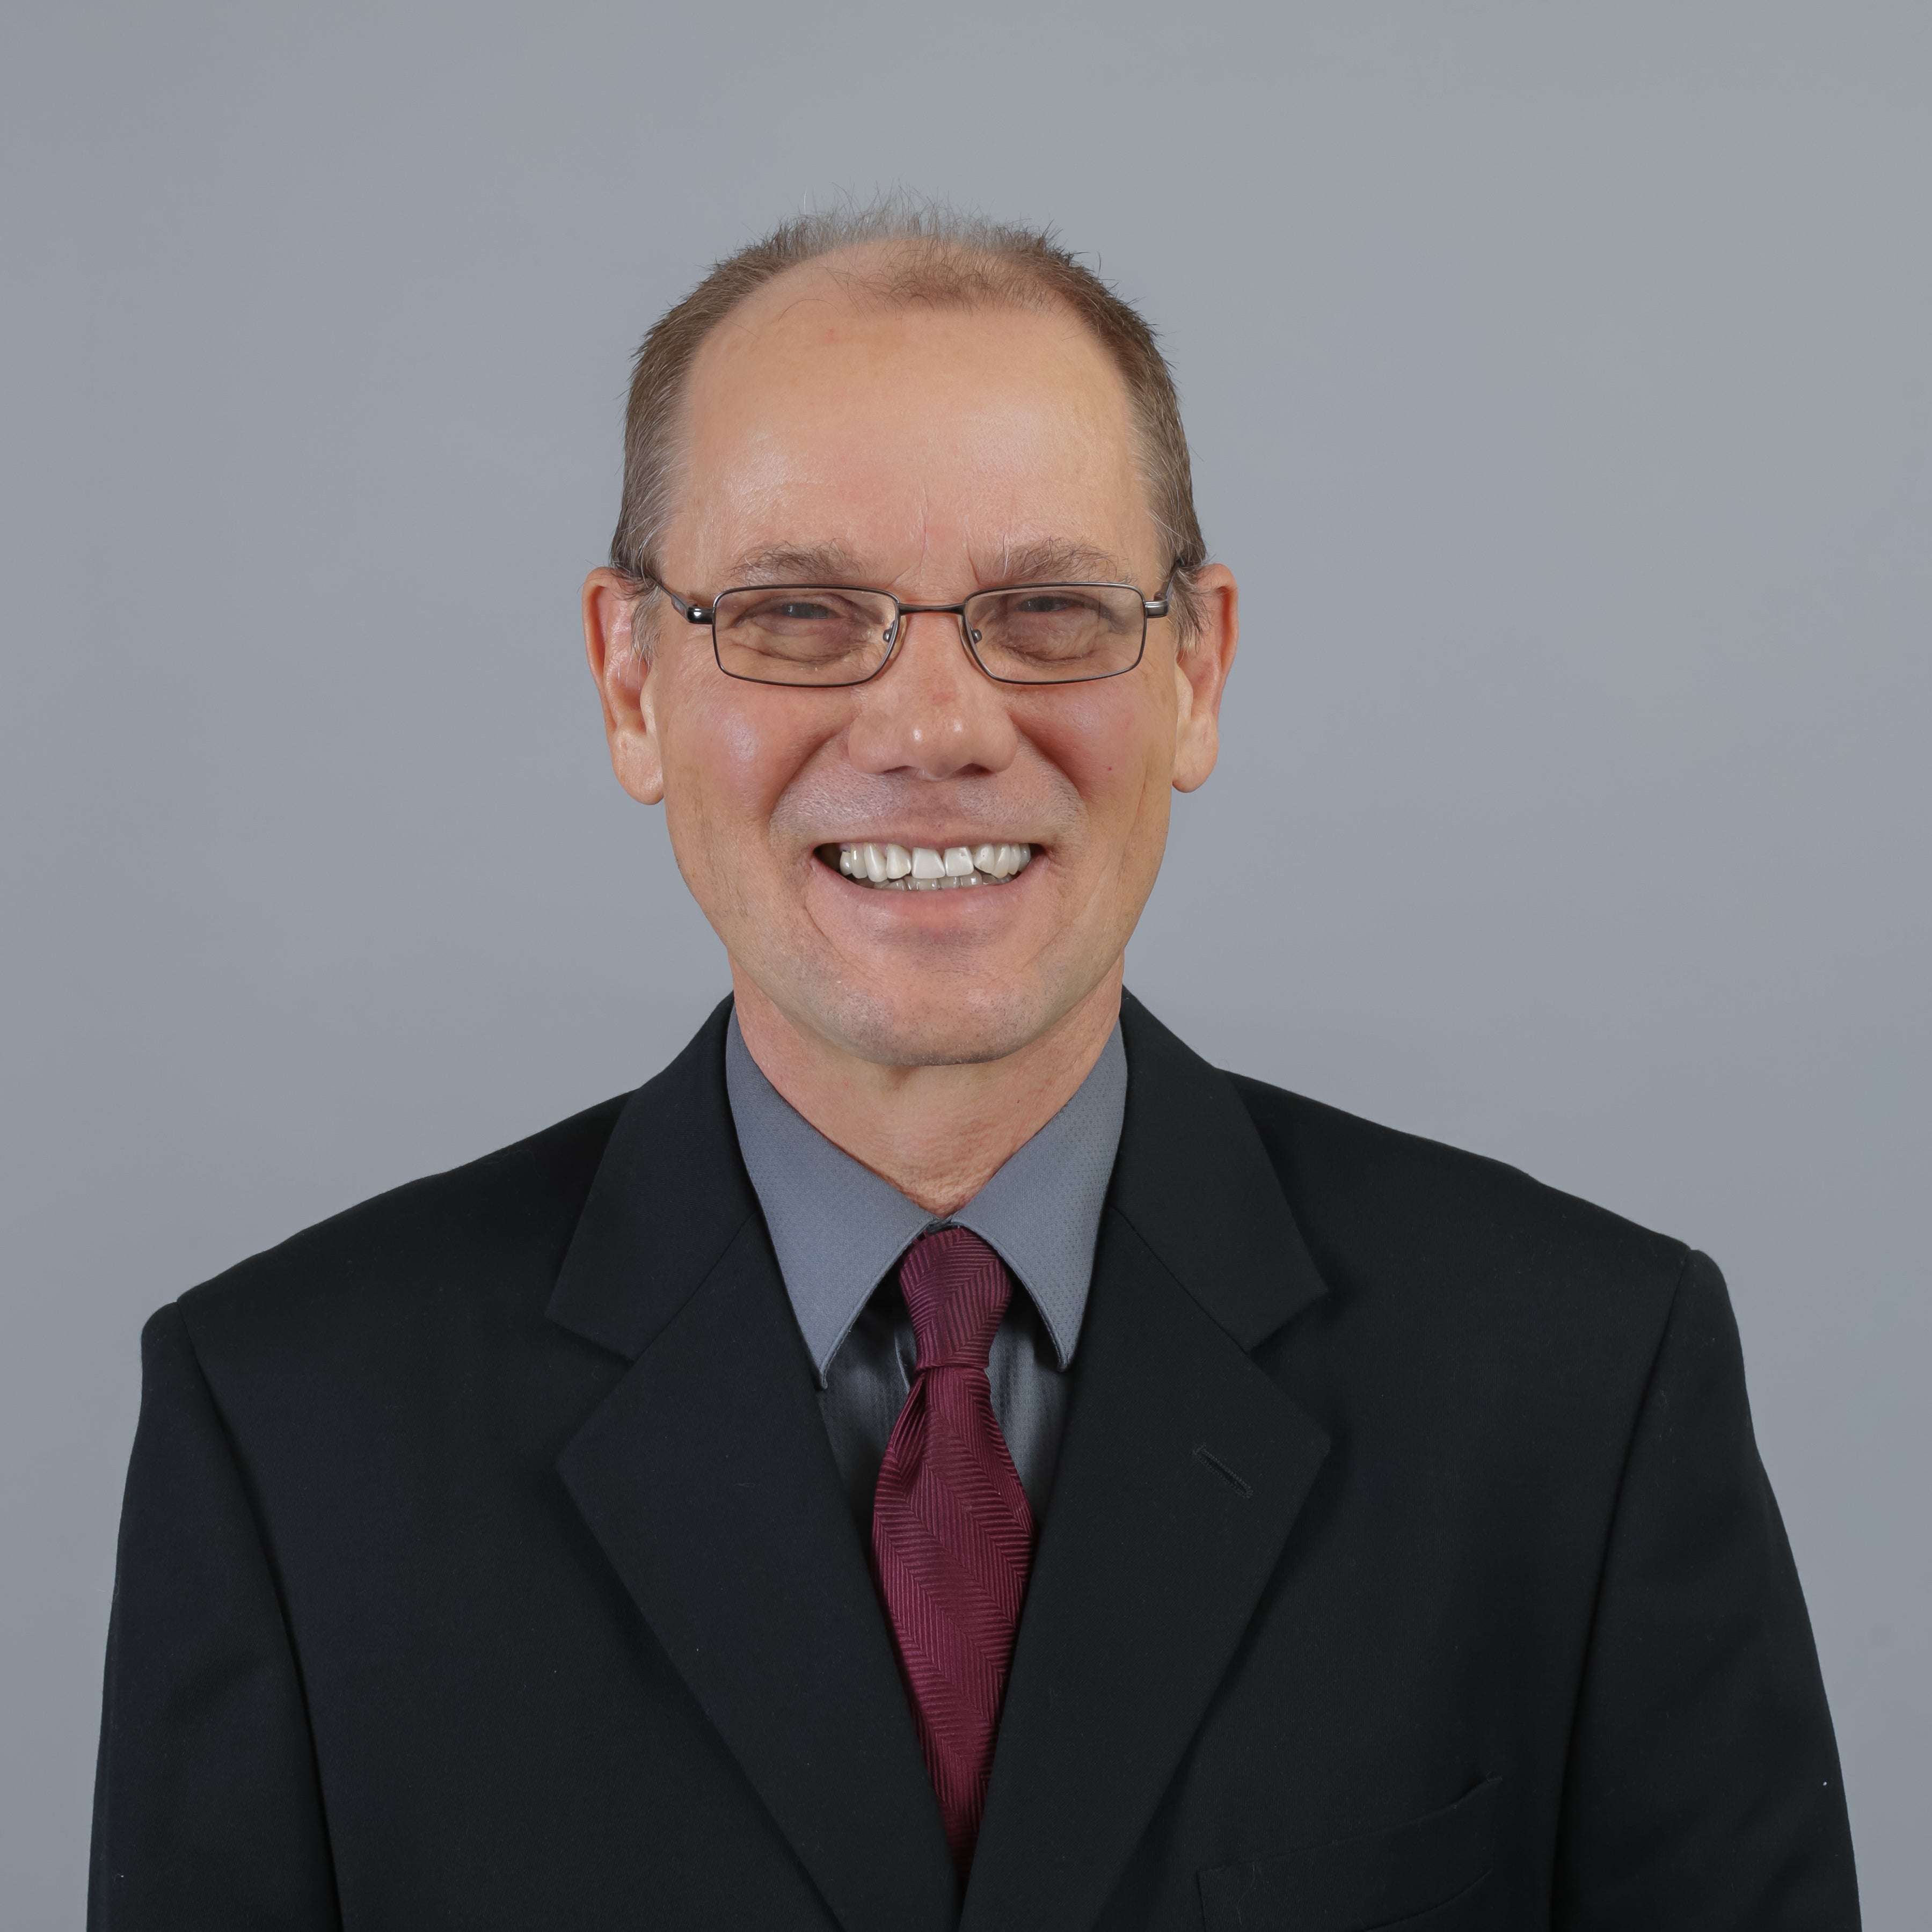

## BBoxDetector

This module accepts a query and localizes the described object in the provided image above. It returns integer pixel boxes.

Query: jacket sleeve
[89,1302,341,1931]
[1553,1250,1859,1928]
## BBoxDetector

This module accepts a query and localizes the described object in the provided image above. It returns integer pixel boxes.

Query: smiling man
[91,209,1857,1931]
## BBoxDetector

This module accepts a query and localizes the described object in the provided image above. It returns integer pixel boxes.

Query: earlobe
[582,568,667,806]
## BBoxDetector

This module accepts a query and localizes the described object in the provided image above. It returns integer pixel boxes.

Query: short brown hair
[610,200,1209,647]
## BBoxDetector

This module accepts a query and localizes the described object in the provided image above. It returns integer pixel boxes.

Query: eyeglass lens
[709,584,1148,687]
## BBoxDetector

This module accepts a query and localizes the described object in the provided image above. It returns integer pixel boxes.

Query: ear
[1170,563,1238,793]
[582,568,665,805]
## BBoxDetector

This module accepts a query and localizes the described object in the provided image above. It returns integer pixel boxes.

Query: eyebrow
[988,538,1136,587]
[728,542,871,585]
[720,537,1139,592]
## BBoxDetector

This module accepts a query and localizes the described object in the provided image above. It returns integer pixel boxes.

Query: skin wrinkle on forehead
[686,477,1127,587]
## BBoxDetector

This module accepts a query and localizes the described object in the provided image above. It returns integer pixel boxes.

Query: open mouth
[818,842,1037,891]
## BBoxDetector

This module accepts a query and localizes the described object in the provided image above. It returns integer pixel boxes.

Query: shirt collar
[725,1012,1127,1383]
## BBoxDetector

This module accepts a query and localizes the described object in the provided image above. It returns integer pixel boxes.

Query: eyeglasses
[661,580,1170,688]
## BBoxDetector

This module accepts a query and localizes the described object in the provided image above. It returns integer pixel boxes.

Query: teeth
[830,842,1036,890]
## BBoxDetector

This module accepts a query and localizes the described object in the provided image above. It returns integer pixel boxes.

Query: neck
[729,966,1124,1216]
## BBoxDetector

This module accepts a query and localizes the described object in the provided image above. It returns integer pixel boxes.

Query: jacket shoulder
[172,1093,630,1356]
[1224,1071,1691,1331]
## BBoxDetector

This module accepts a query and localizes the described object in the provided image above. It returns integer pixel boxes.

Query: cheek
[1021,679,1176,842]
[664,675,834,842]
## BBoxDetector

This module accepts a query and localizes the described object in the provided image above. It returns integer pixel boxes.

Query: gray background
[2,1,1926,1921]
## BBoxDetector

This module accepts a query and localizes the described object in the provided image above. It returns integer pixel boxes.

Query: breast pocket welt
[1197,1775,1502,1931]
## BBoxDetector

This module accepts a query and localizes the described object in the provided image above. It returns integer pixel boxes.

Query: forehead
[674,258,1150,577]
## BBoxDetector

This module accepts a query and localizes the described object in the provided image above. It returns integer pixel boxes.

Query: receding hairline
[684,242,1139,413]
[711,234,1104,322]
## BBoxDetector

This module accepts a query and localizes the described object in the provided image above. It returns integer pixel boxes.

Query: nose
[844,609,1020,781]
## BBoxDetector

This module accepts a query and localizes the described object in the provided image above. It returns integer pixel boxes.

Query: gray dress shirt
[724,1013,1128,1529]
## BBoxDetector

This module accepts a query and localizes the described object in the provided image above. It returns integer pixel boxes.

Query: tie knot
[898,1227,1012,1372]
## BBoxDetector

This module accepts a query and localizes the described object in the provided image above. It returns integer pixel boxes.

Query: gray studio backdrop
[3,1,1926,1921]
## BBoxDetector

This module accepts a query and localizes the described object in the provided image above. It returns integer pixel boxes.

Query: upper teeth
[835,842,1034,888]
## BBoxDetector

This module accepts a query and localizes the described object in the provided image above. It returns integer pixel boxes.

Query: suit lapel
[963,996,1332,1932]
[547,1002,958,1932]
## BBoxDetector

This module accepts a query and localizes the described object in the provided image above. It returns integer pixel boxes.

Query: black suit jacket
[90,995,1857,1930]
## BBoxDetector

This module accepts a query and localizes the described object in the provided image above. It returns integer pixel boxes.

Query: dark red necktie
[871,1227,1037,1871]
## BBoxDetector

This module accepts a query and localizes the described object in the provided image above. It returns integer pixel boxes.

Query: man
[90,208,1858,1929]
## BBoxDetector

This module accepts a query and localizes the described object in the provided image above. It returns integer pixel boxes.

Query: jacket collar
[545,991,1323,1361]
[545,996,754,1360]
[1108,989,1326,1347]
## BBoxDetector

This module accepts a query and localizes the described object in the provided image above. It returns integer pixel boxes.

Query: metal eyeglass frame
[659,580,1172,689]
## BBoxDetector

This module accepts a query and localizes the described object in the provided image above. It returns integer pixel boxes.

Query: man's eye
[733,595,874,631]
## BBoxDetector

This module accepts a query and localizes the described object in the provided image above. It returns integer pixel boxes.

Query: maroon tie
[871,1227,1037,1871]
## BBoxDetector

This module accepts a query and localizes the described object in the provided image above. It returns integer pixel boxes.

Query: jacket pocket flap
[1198,1775,1501,1931]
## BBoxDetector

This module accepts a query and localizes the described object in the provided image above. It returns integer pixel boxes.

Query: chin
[800,974,1063,1070]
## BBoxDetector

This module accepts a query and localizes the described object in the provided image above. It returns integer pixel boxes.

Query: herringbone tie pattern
[872,1227,1036,1872]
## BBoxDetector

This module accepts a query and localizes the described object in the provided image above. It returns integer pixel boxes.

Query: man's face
[588,257,1236,1068]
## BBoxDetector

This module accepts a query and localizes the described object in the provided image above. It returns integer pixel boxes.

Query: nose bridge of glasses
[890,600,977,651]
